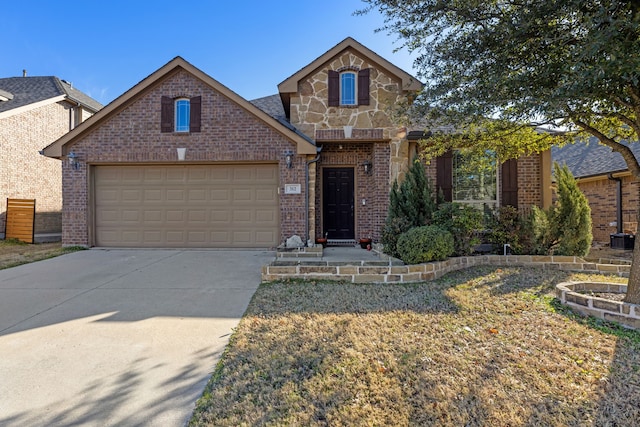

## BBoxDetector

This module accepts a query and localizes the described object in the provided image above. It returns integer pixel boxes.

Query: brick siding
[577,175,639,244]
[61,70,305,246]
[0,101,73,234]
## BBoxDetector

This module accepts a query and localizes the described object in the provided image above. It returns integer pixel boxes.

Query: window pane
[340,73,356,105]
[175,99,190,132]
[453,150,497,208]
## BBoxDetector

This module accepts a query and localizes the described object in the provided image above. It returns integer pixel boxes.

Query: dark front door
[323,168,355,239]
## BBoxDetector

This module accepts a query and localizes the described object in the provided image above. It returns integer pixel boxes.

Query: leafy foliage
[362,0,640,301]
[396,225,454,264]
[432,203,483,256]
[485,206,536,255]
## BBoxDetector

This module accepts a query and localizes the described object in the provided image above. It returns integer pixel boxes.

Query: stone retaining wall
[556,282,640,329]
[262,254,631,284]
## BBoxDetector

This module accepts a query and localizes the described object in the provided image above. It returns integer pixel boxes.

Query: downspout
[608,174,623,233]
[306,146,322,246]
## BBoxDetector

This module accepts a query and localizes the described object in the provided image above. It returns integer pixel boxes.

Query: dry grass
[191,266,640,427]
[0,239,82,270]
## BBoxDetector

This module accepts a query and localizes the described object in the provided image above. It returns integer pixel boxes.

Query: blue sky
[3,1,417,106]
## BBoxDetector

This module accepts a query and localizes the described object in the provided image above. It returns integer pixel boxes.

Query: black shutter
[190,96,201,132]
[501,158,519,208]
[328,70,339,106]
[358,68,370,105]
[436,150,453,202]
[161,96,173,133]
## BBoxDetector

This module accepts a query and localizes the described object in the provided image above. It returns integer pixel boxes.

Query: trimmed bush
[432,203,483,256]
[397,225,454,264]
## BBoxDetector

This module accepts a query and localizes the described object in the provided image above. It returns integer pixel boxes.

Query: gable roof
[552,138,640,178]
[277,37,423,118]
[42,57,317,158]
[0,76,102,117]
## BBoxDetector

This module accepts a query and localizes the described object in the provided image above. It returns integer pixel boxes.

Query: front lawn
[190,266,640,426]
[0,239,82,270]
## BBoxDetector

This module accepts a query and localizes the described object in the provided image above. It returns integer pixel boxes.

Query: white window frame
[175,98,190,132]
[340,71,357,105]
[452,149,499,210]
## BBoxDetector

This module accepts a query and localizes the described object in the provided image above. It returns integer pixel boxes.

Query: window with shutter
[328,70,339,106]
[161,96,202,133]
[328,68,371,107]
[501,158,518,208]
[357,68,370,105]
[190,96,201,132]
[161,96,174,133]
[451,149,498,209]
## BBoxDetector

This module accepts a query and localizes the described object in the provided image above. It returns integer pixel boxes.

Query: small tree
[381,158,439,257]
[529,163,592,256]
[550,163,593,256]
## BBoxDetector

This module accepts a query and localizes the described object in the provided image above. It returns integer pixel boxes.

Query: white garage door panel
[94,164,279,248]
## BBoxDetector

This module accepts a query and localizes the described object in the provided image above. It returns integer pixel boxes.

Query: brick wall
[313,142,389,241]
[0,101,73,234]
[61,70,306,246]
[577,175,639,244]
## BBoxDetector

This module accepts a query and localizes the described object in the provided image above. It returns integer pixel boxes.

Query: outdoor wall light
[68,151,79,170]
[285,151,294,169]
[363,160,373,175]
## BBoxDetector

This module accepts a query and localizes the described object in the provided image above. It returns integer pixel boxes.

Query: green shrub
[432,203,483,256]
[397,225,454,264]
[485,206,536,255]
[527,163,593,256]
[381,158,439,257]
[380,216,413,259]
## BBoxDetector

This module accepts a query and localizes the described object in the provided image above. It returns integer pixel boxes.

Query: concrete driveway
[0,249,273,427]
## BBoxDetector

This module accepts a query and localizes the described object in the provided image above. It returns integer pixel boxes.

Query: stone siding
[262,254,631,284]
[288,49,410,242]
[61,70,305,246]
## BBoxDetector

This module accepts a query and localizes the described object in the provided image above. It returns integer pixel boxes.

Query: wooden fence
[5,199,35,243]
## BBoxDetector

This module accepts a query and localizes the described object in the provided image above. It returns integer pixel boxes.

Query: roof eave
[43,57,316,158]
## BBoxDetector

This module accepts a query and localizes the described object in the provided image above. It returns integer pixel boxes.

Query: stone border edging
[556,281,640,329]
[262,254,631,284]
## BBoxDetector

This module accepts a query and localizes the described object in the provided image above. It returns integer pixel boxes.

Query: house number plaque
[284,184,301,194]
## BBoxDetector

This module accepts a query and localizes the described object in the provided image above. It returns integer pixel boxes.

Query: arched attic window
[328,68,370,107]
[160,96,202,133]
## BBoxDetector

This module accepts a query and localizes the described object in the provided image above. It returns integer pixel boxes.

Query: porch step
[327,239,358,247]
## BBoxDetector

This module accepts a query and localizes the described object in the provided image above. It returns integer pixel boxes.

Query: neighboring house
[0,75,102,238]
[42,37,552,248]
[553,139,640,245]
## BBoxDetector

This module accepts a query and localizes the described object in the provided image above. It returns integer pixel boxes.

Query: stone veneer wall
[262,254,631,284]
[288,49,414,241]
[62,70,305,246]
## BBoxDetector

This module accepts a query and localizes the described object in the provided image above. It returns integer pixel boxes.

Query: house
[552,139,640,245]
[0,75,102,238]
[42,37,552,248]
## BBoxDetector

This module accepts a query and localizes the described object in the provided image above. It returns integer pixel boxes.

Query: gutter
[305,146,322,245]
[608,173,623,234]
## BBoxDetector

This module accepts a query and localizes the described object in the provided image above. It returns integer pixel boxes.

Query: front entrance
[322,167,354,239]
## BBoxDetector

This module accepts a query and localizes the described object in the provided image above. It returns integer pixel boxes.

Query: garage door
[94,164,279,248]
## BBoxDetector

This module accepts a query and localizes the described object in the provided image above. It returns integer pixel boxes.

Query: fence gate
[5,199,36,243]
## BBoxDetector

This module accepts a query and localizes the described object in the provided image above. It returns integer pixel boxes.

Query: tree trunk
[624,209,640,304]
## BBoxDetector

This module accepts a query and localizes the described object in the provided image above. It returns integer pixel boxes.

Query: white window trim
[175,98,190,132]
[452,149,499,209]
[340,71,357,106]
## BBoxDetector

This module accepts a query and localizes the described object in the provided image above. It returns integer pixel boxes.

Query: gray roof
[250,94,316,147]
[250,94,287,120]
[0,76,103,114]
[552,137,640,178]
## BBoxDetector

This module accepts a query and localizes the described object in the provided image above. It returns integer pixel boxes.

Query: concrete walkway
[0,249,273,427]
